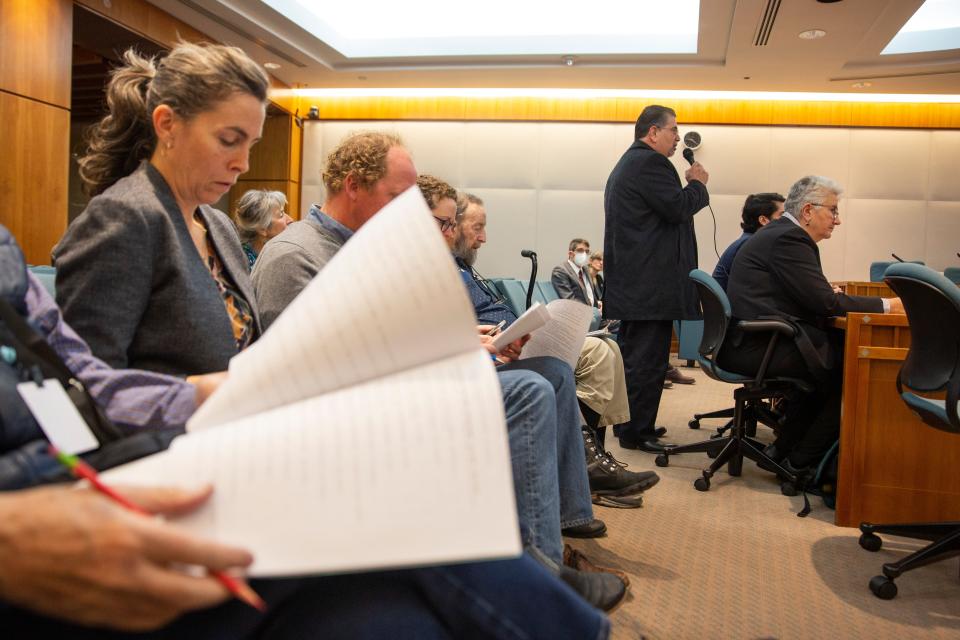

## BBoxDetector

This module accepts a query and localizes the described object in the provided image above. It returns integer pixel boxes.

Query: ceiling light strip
[290,88,960,104]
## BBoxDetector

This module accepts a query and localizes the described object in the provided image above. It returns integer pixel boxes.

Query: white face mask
[573,251,589,267]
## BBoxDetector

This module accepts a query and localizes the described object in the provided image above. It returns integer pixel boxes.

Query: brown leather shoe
[564,544,631,588]
[666,365,696,384]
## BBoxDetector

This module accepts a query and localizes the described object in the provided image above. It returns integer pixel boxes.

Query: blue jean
[2,555,609,639]
[497,357,594,563]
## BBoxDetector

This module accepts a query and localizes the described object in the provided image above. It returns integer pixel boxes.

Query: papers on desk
[105,187,520,577]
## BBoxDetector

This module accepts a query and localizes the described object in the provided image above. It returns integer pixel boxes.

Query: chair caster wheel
[859,532,882,552]
[869,575,898,600]
[780,482,798,497]
[655,454,669,467]
[694,477,710,492]
[688,419,700,430]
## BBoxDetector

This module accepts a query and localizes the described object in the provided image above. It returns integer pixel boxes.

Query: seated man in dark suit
[721,175,902,474]
[552,238,691,389]
[712,192,784,290]
[552,238,600,308]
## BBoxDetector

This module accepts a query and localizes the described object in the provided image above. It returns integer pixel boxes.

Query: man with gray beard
[453,194,659,509]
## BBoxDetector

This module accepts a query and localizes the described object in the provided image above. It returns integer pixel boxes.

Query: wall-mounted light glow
[263,62,281,70]
[883,0,960,55]
[798,29,827,40]
[287,87,960,104]
[262,0,700,57]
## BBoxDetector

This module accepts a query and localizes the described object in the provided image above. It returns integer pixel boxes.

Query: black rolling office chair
[857,263,960,600]
[655,270,812,492]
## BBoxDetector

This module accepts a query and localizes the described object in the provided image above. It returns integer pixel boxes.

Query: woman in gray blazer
[53,43,269,376]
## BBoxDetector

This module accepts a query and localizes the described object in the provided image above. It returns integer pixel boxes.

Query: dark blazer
[726,216,883,350]
[603,140,709,321]
[551,261,597,307]
[53,162,260,376]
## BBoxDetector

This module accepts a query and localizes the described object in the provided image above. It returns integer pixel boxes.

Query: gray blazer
[551,261,596,307]
[53,162,260,375]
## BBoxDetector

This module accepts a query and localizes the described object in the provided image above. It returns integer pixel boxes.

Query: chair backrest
[27,265,56,297]
[883,263,960,432]
[536,281,559,303]
[688,270,732,376]
[944,267,960,285]
[870,260,925,283]
[492,278,529,317]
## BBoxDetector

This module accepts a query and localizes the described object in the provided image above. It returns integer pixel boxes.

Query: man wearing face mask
[552,239,599,307]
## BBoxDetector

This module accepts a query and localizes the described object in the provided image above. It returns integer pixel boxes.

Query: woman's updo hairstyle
[78,41,269,197]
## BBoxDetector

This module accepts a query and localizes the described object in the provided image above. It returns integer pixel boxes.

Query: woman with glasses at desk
[721,175,903,479]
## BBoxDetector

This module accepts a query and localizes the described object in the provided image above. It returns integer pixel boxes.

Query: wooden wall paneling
[0,0,73,108]
[0,93,70,265]
[302,95,960,129]
[247,114,292,181]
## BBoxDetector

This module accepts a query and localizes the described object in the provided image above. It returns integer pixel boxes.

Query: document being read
[492,299,593,370]
[105,187,520,577]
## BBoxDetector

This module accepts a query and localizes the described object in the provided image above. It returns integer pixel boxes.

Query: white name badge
[17,380,99,455]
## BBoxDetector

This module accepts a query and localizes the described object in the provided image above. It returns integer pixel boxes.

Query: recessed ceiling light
[798,29,827,40]
[261,0,701,57]
[851,81,872,89]
[263,62,281,70]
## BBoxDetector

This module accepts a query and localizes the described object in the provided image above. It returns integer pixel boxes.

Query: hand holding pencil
[0,451,263,631]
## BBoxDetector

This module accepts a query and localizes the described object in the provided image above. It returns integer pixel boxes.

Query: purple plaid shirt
[25,273,196,432]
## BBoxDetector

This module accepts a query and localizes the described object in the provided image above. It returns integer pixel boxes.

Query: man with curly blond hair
[252,131,417,329]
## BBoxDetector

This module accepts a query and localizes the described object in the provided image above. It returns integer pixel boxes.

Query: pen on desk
[48,445,267,613]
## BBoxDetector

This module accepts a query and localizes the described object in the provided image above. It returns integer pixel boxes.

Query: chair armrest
[737,319,798,337]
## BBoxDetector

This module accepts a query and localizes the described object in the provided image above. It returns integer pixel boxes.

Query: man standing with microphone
[603,105,710,453]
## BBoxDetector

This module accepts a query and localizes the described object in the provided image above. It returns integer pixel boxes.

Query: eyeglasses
[810,203,840,220]
[433,216,456,233]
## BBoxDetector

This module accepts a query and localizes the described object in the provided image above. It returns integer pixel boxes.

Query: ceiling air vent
[753,0,782,46]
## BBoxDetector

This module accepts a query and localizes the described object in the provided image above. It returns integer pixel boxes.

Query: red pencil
[49,445,267,612]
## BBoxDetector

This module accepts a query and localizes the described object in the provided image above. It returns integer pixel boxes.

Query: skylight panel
[263,0,700,57]
[882,0,960,55]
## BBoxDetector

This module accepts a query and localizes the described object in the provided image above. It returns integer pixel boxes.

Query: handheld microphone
[520,249,538,310]
[682,147,695,165]
[891,253,904,262]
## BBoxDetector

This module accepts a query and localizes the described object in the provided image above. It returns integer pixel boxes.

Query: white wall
[301,121,960,282]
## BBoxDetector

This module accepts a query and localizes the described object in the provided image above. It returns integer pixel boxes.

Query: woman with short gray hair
[234,189,293,268]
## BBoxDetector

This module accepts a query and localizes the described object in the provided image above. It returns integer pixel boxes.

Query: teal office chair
[536,281,559,303]
[655,270,811,492]
[858,263,960,599]
[869,260,925,283]
[491,278,528,317]
[944,267,960,285]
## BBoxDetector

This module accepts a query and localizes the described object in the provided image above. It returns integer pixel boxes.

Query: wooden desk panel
[834,313,960,527]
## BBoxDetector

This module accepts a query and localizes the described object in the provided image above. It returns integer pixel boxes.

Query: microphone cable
[683,147,720,260]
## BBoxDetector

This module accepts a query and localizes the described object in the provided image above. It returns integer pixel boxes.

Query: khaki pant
[575,336,630,428]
